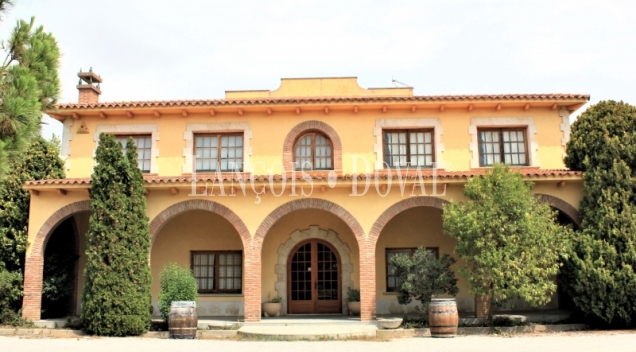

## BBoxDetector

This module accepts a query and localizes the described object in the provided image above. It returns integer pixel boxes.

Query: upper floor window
[294,132,333,171]
[115,135,152,173]
[194,133,244,172]
[386,247,439,292]
[383,130,434,168]
[478,128,527,166]
[192,251,242,294]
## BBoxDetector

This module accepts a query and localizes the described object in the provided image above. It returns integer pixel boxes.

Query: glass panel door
[288,239,341,314]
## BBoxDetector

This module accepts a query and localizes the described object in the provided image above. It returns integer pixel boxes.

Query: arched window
[294,132,333,171]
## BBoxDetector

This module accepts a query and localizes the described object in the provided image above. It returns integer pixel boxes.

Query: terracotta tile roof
[53,94,590,110]
[23,169,582,187]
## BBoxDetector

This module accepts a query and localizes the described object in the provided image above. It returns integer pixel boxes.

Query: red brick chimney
[77,68,102,104]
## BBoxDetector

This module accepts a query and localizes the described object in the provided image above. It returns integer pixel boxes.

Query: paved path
[2,331,635,352]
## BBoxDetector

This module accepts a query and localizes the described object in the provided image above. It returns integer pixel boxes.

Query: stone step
[238,325,378,340]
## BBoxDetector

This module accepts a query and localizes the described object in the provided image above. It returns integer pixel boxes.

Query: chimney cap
[78,71,102,84]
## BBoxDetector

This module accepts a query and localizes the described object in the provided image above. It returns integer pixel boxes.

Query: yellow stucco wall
[61,106,569,178]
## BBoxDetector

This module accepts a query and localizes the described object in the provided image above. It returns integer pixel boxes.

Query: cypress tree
[0,136,64,323]
[563,100,636,327]
[81,134,151,335]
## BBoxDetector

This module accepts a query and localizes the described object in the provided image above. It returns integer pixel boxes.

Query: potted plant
[390,248,459,337]
[347,287,361,315]
[262,295,282,317]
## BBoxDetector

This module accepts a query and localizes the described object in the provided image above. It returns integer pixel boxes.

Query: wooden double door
[287,239,341,314]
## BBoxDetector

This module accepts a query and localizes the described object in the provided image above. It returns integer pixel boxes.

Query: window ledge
[197,293,243,297]
[383,292,399,296]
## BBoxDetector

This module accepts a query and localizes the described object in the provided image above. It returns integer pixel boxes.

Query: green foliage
[157,263,198,322]
[81,134,152,336]
[0,267,22,324]
[0,16,61,176]
[562,100,636,327]
[391,248,458,311]
[443,164,571,315]
[346,287,360,302]
[270,296,282,303]
[0,137,64,322]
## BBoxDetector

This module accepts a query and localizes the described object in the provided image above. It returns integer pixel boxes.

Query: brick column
[359,243,376,321]
[243,245,262,322]
[21,254,44,321]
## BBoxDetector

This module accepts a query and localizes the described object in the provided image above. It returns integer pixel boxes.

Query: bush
[390,247,458,312]
[158,263,198,321]
[346,287,360,302]
[0,268,23,325]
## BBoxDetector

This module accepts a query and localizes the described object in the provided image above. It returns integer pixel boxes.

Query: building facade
[21,73,588,322]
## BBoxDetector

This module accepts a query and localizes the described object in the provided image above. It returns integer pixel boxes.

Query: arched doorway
[41,216,80,318]
[22,200,91,321]
[287,239,341,314]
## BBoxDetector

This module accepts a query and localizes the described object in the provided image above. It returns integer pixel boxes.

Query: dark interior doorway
[41,217,79,319]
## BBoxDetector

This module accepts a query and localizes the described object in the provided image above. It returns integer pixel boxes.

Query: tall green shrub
[443,164,571,318]
[563,100,636,327]
[0,137,64,322]
[81,134,151,336]
[158,263,198,321]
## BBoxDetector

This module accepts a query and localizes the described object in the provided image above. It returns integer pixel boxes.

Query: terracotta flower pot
[262,302,282,317]
[348,301,361,315]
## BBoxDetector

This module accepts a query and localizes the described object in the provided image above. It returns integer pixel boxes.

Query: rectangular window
[194,134,244,172]
[383,130,434,168]
[191,251,242,294]
[386,247,439,292]
[478,128,528,166]
[115,135,152,173]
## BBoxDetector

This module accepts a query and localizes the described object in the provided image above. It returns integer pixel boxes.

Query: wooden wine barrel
[168,301,197,339]
[428,298,459,338]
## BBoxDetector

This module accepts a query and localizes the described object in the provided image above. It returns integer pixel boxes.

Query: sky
[1,0,635,139]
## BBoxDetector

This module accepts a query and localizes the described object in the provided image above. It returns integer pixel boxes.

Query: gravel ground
[1,330,635,352]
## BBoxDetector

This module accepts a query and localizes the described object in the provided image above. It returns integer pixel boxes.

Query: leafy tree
[563,100,636,327]
[0,137,64,322]
[157,263,197,321]
[81,134,151,336]
[443,164,571,319]
[0,13,61,176]
[391,248,458,315]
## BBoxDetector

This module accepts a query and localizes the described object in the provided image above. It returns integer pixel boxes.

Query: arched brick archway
[148,200,259,322]
[149,199,251,248]
[368,197,449,245]
[252,198,370,319]
[282,120,343,172]
[22,200,91,321]
[535,194,582,228]
[366,196,449,319]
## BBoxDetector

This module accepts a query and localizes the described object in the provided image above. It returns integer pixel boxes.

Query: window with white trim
[115,135,152,173]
